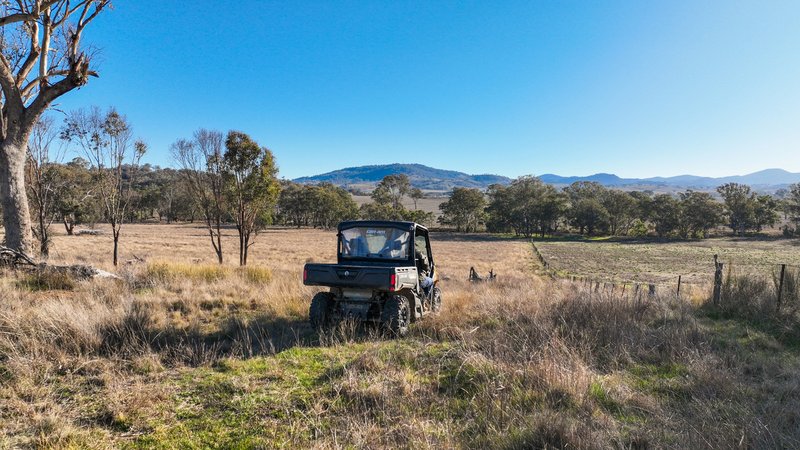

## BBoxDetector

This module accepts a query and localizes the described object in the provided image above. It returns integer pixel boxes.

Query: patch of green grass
[629,362,691,401]
[588,380,645,424]
[701,309,800,351]
[130,345,367,449]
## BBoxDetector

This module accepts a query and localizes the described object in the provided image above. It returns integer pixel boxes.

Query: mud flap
[339,302,372,320]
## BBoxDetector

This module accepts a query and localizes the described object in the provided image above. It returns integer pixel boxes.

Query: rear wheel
[431,286,442,313]
[382,295,410,337]
[309,292,335,330]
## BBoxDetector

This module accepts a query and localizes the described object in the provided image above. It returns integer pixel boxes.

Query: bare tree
[171,129,226,264]
[62,107,145,266]
[0,1,110,253]
[25,113,62,256]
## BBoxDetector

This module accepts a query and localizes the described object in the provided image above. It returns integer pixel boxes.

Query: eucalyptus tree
[0,0,110,253]
[171,129,227,263]
[62,107,146,266]
[222,131,280,266]
[439,187,486,232]
[25,114,61,256]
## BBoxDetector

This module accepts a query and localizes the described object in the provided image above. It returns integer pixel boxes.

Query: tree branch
[0,13,35,26]
[0,54,24,115]
[15,21,40,86]
[39,7,53,92]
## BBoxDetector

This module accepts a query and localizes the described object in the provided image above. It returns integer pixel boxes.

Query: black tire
[381,295,410,337]
[431,286,442,313]
[309,292,334,330]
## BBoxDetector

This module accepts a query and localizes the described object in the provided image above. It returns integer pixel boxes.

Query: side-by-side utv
[302,220,441,337]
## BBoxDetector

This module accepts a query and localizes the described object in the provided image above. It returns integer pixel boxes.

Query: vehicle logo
[344,271,350,277]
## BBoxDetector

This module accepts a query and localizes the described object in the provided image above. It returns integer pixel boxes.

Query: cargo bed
[303,263,418,291]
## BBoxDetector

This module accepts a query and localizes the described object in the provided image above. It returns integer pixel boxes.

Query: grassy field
[351,195,445,219]
[1,224,799,448]
[536,237,800,286]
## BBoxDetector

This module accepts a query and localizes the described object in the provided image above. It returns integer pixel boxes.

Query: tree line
[438,176,800,239]
[22,112,441,265]
[24,109,282,266]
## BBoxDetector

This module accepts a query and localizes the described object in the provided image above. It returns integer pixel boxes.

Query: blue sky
[53,1,800,180]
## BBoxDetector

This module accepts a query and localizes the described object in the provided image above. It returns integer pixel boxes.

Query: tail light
[303,268,308,282]
[389,273,396,291]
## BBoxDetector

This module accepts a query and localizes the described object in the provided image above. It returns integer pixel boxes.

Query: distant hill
[643,169,800,188]
[294,163,511,191]
[540,169,800,189]
[295,164,800,192]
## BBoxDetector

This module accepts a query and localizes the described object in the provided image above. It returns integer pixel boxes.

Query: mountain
[533,169,800,190]
[641,169,800,188]
[539,173,637,186]
[295,164,800,191]
[294,163,511,191]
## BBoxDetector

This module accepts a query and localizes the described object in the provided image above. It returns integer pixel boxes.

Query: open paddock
[535,237,800,286]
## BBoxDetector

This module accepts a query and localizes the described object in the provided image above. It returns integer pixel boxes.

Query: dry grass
[351,194,445,218]
[0,224,798,448]
[536,237,800,285]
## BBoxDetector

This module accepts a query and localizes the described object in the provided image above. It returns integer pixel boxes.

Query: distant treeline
[23,115,439,264]
[22,158,428,237]
[24,160,800,241]
[439,176,800,239]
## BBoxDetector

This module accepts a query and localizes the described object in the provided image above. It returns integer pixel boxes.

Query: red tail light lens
[389,274,396,291]
[303,268,308,282]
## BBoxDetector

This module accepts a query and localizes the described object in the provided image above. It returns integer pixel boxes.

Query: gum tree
[0,0,110,253]
[25,114,62,256]
[171,129,227,263]
[62,107,146,266]
[222,131,280,266]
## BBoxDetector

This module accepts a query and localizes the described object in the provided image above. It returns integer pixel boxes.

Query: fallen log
[0,246,119,281]
[469,267,497,283]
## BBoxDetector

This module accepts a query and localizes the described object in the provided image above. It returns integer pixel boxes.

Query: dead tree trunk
[112,226,120,267]
[63,216,75,235]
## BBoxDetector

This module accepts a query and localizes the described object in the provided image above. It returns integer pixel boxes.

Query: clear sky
[53,0,800,180]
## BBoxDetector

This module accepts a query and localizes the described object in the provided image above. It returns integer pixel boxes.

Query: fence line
[531,241,798,306]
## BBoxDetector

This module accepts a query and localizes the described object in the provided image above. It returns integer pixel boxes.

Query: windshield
[341,227,410,260]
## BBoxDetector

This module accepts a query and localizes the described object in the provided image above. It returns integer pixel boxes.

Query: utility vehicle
[303,220,441,336]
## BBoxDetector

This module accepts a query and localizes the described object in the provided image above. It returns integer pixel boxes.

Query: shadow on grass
[98,307,317,367]
[700,305,800,351]
[97,305,399,368]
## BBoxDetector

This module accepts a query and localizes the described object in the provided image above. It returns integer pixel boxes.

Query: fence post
[713,255,723,306]
[677,275,682,298]
[777,264,786,312]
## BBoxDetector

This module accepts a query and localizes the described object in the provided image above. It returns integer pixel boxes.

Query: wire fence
[531,240,800,310]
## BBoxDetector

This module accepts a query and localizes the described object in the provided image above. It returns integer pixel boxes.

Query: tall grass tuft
[16,270,76,291]
[237,265,272,284]
[146,261,231,283]
[708,265,800,347]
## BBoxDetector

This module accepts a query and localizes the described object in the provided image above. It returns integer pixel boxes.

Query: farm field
[1,224,799,448]
[42,223,529,280]
[536,237,800,286]
[351,194,445,219]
